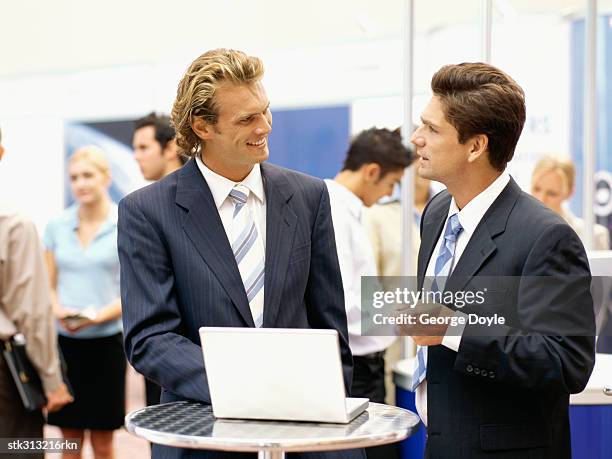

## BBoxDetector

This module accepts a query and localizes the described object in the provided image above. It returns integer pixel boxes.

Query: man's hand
[397,302,455,345]
[45,383,73,413]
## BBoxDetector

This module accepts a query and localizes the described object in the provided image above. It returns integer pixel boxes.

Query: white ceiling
[2,0,611,78]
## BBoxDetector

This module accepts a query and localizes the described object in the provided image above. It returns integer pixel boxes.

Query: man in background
[326,127,413,459]
[133,112,186,182]
[0,125,73,454]
[132,113,186,407]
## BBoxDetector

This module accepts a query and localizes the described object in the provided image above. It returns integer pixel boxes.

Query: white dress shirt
[325,179,396,356]
[195,156,267,248]
[416,172,510,426]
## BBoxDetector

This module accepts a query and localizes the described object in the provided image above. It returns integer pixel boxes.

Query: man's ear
[192,117,215,141]
[362,163,382,183]
[0,145,4,162]
[467,134,489,164]
[162,139,180,160]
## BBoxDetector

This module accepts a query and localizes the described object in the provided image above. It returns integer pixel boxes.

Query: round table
[125,401,420,459]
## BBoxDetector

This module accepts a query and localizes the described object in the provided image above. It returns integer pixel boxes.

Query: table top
[125,401,421,453]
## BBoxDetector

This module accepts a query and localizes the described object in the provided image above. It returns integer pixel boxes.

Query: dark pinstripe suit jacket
[118,159,361,459]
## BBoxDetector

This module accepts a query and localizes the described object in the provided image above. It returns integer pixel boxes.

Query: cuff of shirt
[40,369,64,394]
[441,310,467,352]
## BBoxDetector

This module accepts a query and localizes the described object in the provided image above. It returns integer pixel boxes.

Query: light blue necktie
[229,185,265,327]
[410,213,463,391]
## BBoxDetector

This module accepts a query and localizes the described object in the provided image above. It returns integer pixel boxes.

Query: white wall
[0,117,65,233]
[351,15,572,193]
[0,13,572,232]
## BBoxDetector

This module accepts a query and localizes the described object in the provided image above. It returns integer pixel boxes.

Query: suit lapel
[175,160,255,327]
[444,227,497,293]
[445,178,521,293]
[260,163,297,326]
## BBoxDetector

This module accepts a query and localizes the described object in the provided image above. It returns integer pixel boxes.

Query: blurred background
[1,0,611,236]
[2,2,612,458]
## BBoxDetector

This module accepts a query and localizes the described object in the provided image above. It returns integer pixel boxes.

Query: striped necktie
[229,184,265,327]
[410,213,463,391]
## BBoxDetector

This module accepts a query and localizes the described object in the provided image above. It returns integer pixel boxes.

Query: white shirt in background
[325,179,396,356]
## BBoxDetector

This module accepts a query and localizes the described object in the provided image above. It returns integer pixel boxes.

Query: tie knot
[229,184,249,205]
[445,213,463,240]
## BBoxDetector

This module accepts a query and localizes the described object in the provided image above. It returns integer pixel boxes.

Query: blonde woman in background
[44,146,124,459]
[531,155,610,250]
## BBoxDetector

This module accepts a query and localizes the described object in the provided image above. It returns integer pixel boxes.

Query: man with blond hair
[118,49,362,459]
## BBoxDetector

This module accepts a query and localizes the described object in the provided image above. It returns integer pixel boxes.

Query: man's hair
[342,128,415,178]
[171,48,265,157]
[431,62,526,171]
[134,112,186,165]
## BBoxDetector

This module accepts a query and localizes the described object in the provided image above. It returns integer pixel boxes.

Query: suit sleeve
[304,185,354,395]
[118,195,211,403]
[454,223,596,394]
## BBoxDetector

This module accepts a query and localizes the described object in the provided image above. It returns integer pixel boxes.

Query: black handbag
[2,334,46,411]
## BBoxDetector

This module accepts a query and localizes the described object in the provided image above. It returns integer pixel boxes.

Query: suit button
[466,365,473,373]
[474,367,480,375]
[481,370,488,377]
[489,371,496,379]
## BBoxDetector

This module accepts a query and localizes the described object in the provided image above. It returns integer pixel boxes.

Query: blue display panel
[267,105,350,179]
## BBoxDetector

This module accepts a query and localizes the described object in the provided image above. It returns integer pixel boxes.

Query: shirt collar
[448,171,510,235]
[325,179,363,220]
[196,156,265,210]
[69,202,118,231]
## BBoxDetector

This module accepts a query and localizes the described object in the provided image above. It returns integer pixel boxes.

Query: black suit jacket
[118,160,361,459]
[418,178,596,459]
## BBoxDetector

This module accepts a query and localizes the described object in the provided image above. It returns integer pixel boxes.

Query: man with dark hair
[132,112,186,407]
[407,62,595,458]
[326,127,414,459]
[133,112,186,181]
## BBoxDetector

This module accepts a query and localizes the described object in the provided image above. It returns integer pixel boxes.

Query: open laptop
[199,327,369,423]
